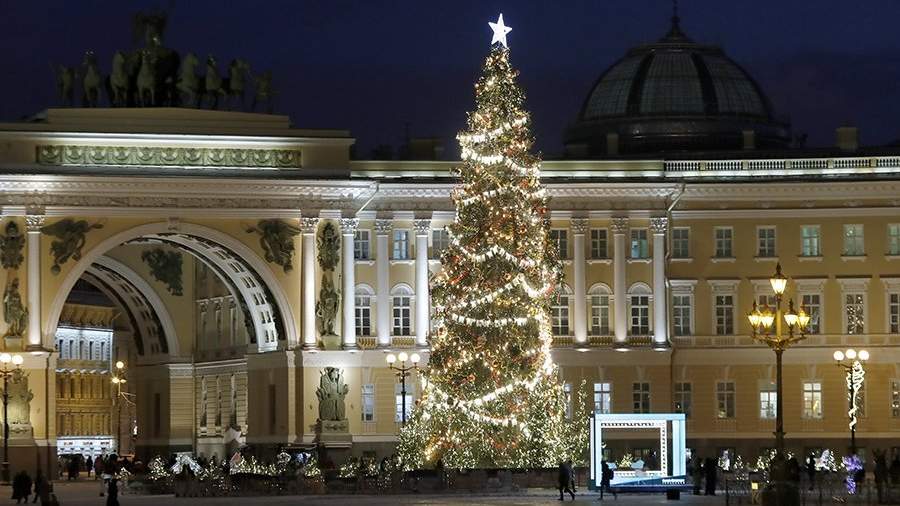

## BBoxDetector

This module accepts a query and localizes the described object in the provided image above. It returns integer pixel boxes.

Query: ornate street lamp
[833,348,869,455]
[386,352,420,425]
[111,360,135,455]
[746,263,810,459]
[0,352,24,484]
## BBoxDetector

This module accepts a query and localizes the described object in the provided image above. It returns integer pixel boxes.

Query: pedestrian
[566,459,577,493]
[33,469,51,504]
[875,450,888,504]
[106,477,120,506]
[557,461,575,501]
[86,455,93,478]
[891,453,900,485]
[692,457,703,495]
[600,461,616,500]
[94,456,104,481]
[12,469,33,504]
[805,453,817,491]
[704,457,717,496]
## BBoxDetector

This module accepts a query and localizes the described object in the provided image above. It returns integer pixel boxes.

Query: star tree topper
[489,13,512,47]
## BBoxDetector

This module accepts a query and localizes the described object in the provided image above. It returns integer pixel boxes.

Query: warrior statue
[316,274,340,336]
[316,222,340,271]
[0,221,25,269]
[315,367,349,422]
[3,278,27,338]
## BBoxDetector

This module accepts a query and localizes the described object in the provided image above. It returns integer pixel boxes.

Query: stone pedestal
[321,334,341,351]
[316,419,352,464]
[2,336,23,351]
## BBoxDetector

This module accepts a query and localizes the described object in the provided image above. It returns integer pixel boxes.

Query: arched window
[552,284,572,336]
[628,283,652,335]
[589,284,612,336]
[355,285,374,337]
[391,285,413,337]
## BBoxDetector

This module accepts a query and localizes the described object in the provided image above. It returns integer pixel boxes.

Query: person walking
[692,457,703,495]
[704,457,717,496]
[86,455,94,478]
[875,450,888,504]
[33,470,51,504]
[12,470,33,504]
[94,456,104,481]
[805,453,817,491]
[106,478,120,506]
[600,461,617,500]
[557,461,575,501]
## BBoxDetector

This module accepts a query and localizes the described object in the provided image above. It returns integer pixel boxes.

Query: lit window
[394,383,413,423]
[354,230,370,260]
[891,380,900,418]
[801,294,822,334]
[590,229,608,259]
[844,293,865,334]
[672,295,692,336]
[843,224,865,256]
[716,381,735,419]
[590,288,610,335]
[630,294,650,335]
[552,289,571,336]
[889,224,900,256]
[803,382,823,419]
[391,286,412,336]
[715,227,733,258]
[431,229,449,259]
[759,383,776,419]
[564,383,573,420]
[593,382,612,414]
[672,227,690,258]
[715,295,734,335]
[757,227,776,257]
[354,286,373,337]
[890,293,900,334]
[630,229,649,258]
[801,226,820,257]
[392,230,409,260]
[550,229,568,259]
[632,382,650,413]
[362,384,375,422]
[674,382,692,418]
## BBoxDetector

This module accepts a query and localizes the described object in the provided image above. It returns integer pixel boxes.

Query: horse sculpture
[54,64,76,106]
[227,59,251,109]
[108,51,129,107]
[203,55,226,109]
[81,51,103,107]
[136,49,158,106]
[176,52,201,107]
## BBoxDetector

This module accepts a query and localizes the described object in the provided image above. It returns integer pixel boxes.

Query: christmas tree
[398,15,585,469]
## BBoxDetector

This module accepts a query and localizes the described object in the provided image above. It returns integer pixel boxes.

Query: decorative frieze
[299,217,320,234]
[413,219,431,236]
[374,219,393,235]
[339,218,359,234]
[37,145,302,169]
[610,217,629,234]
[570,218,589,235]
[650,217,669,234]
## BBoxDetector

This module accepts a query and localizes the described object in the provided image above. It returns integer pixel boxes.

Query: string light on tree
[396,14,587,469]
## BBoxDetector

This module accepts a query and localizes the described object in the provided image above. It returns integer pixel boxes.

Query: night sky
[4,1,900,158]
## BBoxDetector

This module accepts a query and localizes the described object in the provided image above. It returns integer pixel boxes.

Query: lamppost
[111,360,134,455]
[833,348,869,455]
[0,352,24,484]
[386,352,420,425]
[746,263,810,460]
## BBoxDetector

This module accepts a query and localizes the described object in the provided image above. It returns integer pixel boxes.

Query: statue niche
[0,221,25,269]
[1,369,34,436]
[40,219,104,275]
[3,278,27,339]
[141,247,183,296]
[245,219,300,273]
[316,274,340,338]
[316,367,349,433]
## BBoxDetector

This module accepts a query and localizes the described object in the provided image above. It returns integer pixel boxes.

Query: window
[759,383,776,419]
[432,229,449,259]
[395,383,413,422]
[843,224,865,256]
[354,286,373,337]
[564,383,573,420]
[845,293,865,334]
[550,229,568,259]
[757,294,777,309]
[590,229,608,259]
[801,293,822,334]
[716,381,735,418]
[715,295,734,335]
[803,382,823,419]
[354,230,370,260]
[715,227,733,258]
[891,380,900,418]
[391,286,412,336]
[633,382,650,413]
[552,288,571,336]
[889,224,900,255]
[674,382,692,418]
[890,293,900,334]
[593,382,612,414]
[757,226,776,257]
[589,287,610,335]
[672,294,692,336]
[672,227,690,258]
[361,384,375,422]
[392,229,409,260]
[801,226,820,256]
[630,293,650,335]
[630,229,649,258]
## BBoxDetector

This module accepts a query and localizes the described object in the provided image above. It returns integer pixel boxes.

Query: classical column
[300,217,319,350]
[374,219,392,347]
[571,218,589,345]
[26,215,45,349]
[413,219,431,347]
[611,217,629,343]
[340,218,359,350]
[651,217,668,346]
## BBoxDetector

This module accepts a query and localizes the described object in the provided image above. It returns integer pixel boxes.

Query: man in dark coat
[805,454,817,491]
[704,457,717,496]
[600,461,617,500]
[12,470,33,503]
[557,461,575,500]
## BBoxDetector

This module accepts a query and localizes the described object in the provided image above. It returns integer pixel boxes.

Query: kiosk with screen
[589,413,687,489]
